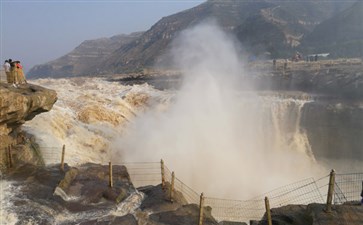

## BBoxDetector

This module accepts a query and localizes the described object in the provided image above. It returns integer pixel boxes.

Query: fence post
[161,159,165,190]
[198,192,204,225]
[326,169,335,212]
[264,197,272,225]
[8,145,13,168]
[60,145,65,171]
[109,161,113,188]
[170,171,175,202]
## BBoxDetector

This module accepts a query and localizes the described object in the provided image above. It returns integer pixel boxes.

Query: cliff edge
[0,83,57,169]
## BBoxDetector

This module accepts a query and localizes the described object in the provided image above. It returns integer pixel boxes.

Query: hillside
[28,32,143,78]
[28,0,353,77]
[100,0,352,74]
[302,1,363,57]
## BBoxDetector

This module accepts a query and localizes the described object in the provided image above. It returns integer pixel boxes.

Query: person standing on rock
[8,59,18,87]
[10,59,19,87]
[3,60,11,83]
[16,61,27,84]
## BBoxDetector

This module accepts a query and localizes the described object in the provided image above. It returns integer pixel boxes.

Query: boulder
[54,163,135,204]
[149,204,218,225]
[256,203,363,225]
[138,184,186,213]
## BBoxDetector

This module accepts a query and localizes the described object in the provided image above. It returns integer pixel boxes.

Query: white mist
[112,22,326,199]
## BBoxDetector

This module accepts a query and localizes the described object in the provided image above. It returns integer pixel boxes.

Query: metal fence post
[161,159,165,190]
[264,197,272,225]
[8,145,13,168]
[109,162,113,188]
[60,145,65,171]
[326,169,335,212]
[198,192,204,225]
[170,171,175,202]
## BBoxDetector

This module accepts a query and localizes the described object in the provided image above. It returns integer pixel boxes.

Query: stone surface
[110,214,138,225]
[55,163,135,204]
[256,203,363,225]
[4,163,138,224]
[149,204,218,225]
[219,221,247,225]
[247,59,363,99]
[0,83,57,170]
[138,184,186,213]
[78,214,138,225]
[0,83,57,131]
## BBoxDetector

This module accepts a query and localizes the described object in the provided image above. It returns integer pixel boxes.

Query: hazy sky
[0,0,204,72]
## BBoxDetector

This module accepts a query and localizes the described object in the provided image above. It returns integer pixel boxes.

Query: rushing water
[18,78,325,199]
[0,77,343,224]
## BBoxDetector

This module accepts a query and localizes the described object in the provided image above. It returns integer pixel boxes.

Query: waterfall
[261,96,315,161]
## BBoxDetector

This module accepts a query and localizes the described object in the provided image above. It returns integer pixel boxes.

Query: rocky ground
[255,203,363,225]
[2,162,219,225]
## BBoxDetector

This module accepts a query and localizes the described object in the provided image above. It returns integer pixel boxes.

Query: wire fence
[334,173,363,204]
[2,144,363,223]
[121,162,161,188]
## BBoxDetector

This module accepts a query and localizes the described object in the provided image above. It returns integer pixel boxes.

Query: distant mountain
[301,1,363,58]
[29,0,354,78]
[28,32,143,78]
[101,0,353,74]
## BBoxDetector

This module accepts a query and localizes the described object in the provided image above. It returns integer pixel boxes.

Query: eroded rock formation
[0,83,57,169]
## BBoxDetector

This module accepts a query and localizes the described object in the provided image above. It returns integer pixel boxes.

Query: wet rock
[3,163,139,224]
[149,204,218,225]
[54,163,135,205]
[219,221,247,225]
[308,203,363,225]
[259,205,310,225]
[110,214,138,225]
[138,184,186,213]
[255,203,363,225]
[78,214,138,225]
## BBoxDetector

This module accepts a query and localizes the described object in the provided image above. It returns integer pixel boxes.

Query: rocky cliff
[0,83,57,169]
[247,59,363,164]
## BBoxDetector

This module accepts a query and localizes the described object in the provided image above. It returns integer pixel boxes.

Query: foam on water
[24,77,172,166]
[24,74,327,200]
[0,181,19,225]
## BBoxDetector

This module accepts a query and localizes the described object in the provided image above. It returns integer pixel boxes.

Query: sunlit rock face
[0,83,57,168]
[0,83,57,133]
